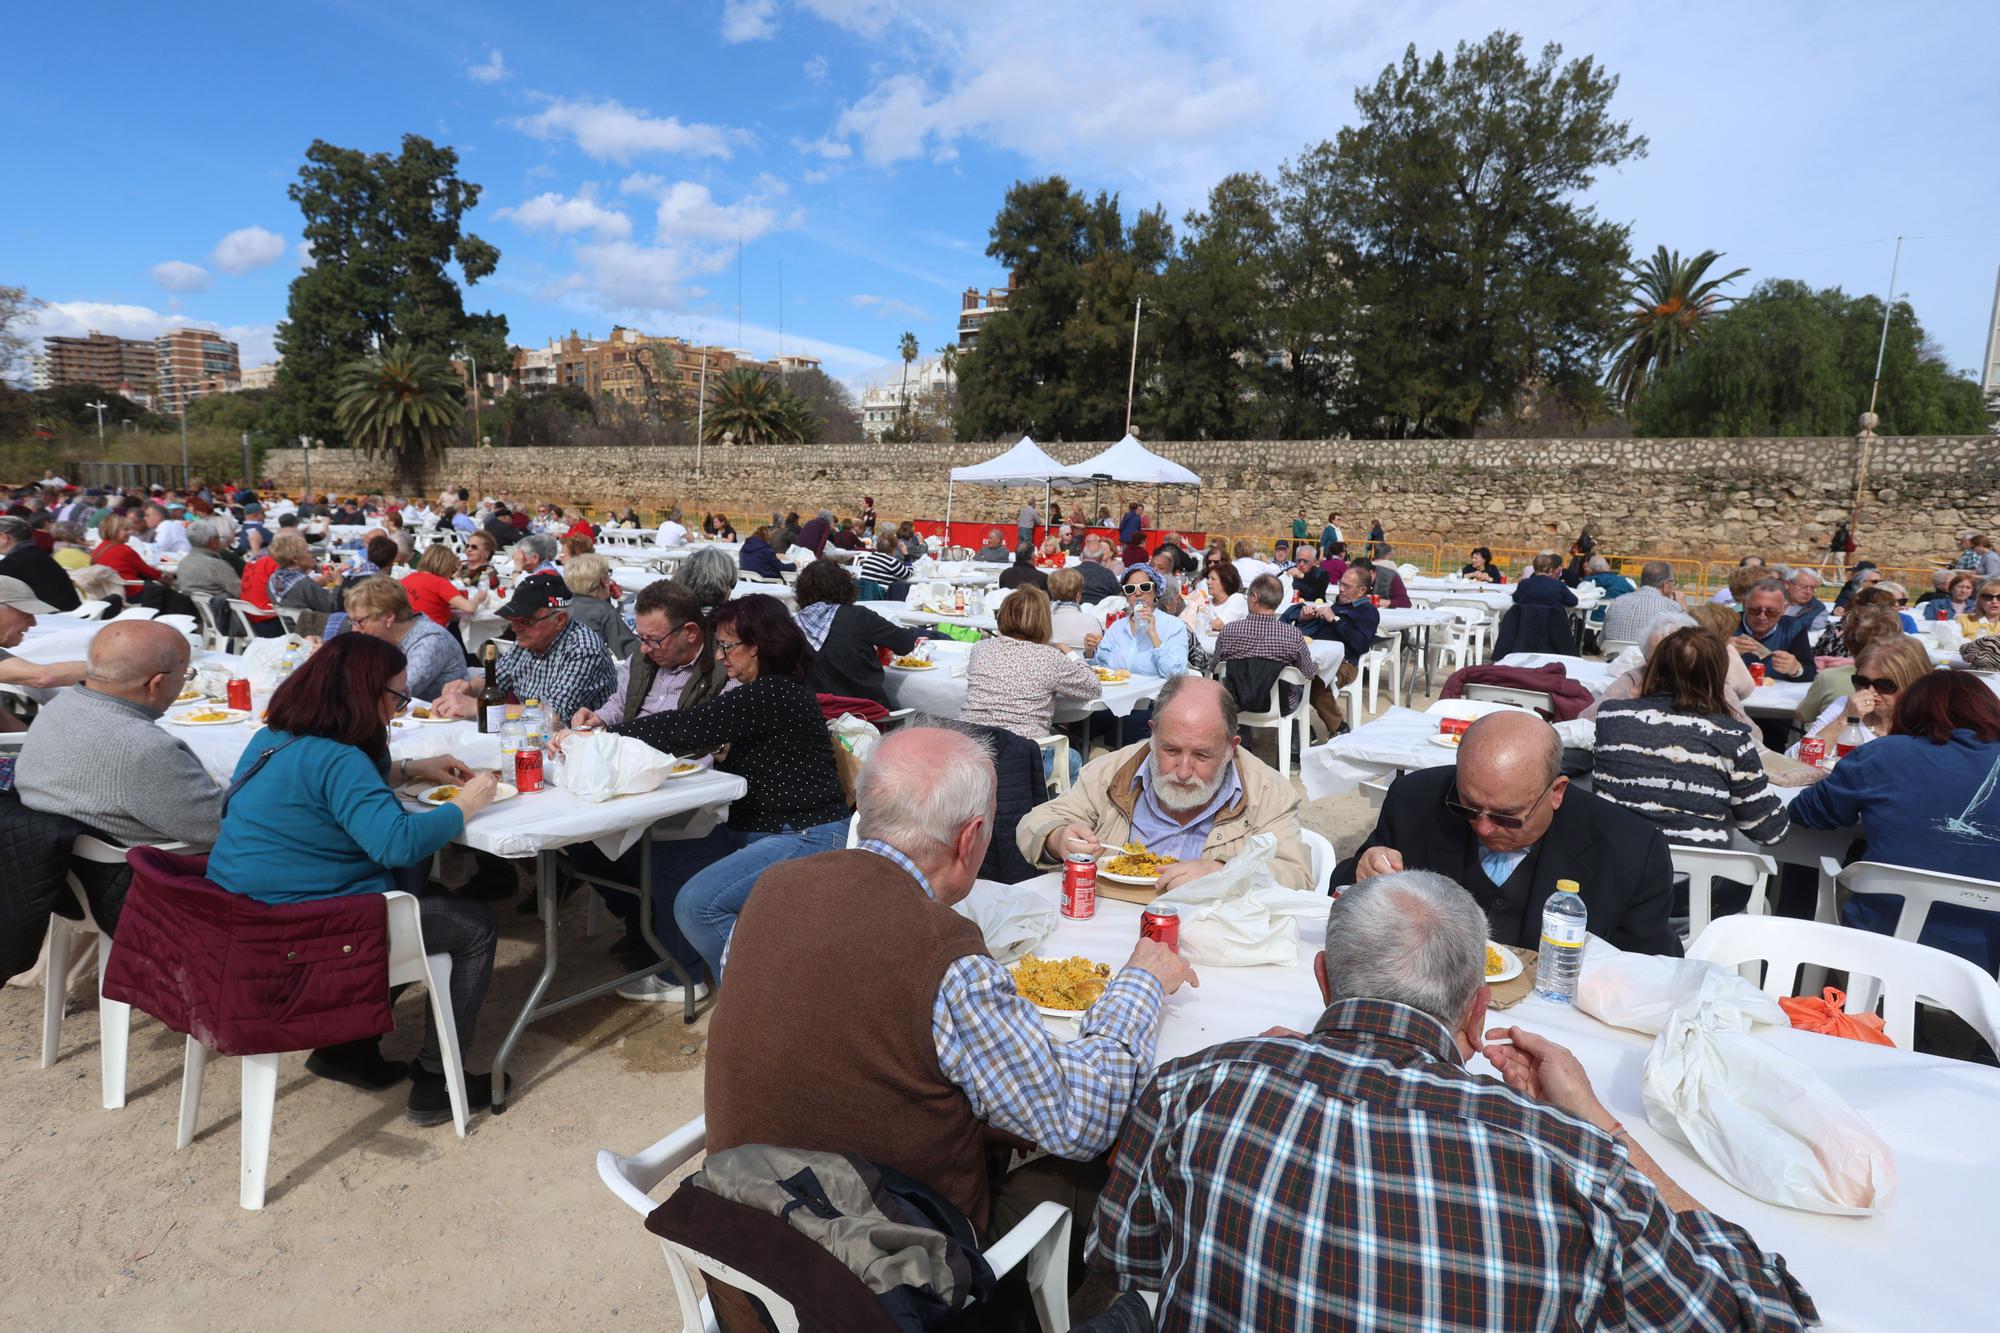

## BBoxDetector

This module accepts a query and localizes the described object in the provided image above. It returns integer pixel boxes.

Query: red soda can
[514,745,544,793]
[1140,902,1181,952]
[877,644,894,666]
[1748,660,1766,686]
[226,678,252,712]
[1061,851,1097,919]
[1797,737,1827,767]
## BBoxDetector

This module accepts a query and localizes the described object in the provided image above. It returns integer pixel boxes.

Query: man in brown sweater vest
[705,725,1195,1242]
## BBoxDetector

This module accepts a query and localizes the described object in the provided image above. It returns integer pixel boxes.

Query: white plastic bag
[238,633,309,691]
[1577,939,1896,1214]
[1147,833,1323,966]
[951,880,1057,964]
[560,731,678,803]
[829,713,883,764]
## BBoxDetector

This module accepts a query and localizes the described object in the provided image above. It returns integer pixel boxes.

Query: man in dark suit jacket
[1511,552,1579,608]
[1330,711,1681,956]
[1287,548,1329,603]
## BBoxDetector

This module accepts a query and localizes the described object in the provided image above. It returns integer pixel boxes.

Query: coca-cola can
[1061,851,1097,919]
[514,746,544,794]
[1140,902,1181,952]
[226,678,252,712]
[1748,660,1766,686]
[1797,737,1827,768]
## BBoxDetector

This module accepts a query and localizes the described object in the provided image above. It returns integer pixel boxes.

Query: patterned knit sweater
[1591,695,1789,847]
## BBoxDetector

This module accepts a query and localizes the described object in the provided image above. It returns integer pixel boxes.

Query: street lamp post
[86,399,108,448]
[299,434,312,499]
[179,405,190,487]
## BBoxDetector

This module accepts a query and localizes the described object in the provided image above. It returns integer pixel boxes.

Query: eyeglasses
[385,685,412,710]
[715,637,745,654]
[637,630,685,649]
[1849,674,1902,694]
[1445,777,1558,831]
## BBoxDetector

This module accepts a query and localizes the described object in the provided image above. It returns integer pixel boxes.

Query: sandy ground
[0,709,1392,1331]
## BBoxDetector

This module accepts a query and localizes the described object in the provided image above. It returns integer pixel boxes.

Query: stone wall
[266,434,2000,571]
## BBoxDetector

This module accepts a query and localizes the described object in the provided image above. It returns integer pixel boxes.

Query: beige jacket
[1014,741,1312,891]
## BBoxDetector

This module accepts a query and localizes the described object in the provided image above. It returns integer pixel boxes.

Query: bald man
[1331,710,1680,955]
[16,620,224,849]
[1018,674,1312,892]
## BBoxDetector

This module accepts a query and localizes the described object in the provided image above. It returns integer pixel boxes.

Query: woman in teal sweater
[208,633,503,1125]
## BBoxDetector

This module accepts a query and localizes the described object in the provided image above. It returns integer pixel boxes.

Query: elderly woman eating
[1787,637,1932,760]
[206,633,502,1123]
[333,576,469,702]
[960,587,1102,785]
[561,553,636,659]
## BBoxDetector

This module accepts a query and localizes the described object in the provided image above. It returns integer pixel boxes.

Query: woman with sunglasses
[1957,579,2000,637]
[206,633,503,1123]
[1787,637,1932,760]
[577,594,851,992]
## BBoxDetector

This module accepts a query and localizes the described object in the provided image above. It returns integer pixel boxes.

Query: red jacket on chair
[101,847,393,1057]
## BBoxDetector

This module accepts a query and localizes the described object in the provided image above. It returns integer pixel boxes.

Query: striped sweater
[1591,696,1789,847]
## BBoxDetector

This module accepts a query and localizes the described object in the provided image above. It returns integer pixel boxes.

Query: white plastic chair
[1232,665,1313,775]
[844,812,861,848]
[596,1114,1074,1333]
[1669,845,1777,942]
[1301,829,1335,895]
[68,599,110,620]
[227,598,273,642]
[1688,914,2000,1054]
[1359,631,1402,715]
[190,594,233,651]
[176,889,470,1209]
[109,607,159,622]
[1815,858,2000,1011]
[1463,682,1556,715]
[1036,734,1072,794]
[1599,637,1642,660]
[1435,608,1486,675]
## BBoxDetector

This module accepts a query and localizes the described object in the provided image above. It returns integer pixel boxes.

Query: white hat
[0,575,57,614]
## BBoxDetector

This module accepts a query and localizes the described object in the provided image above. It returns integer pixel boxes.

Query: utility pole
[1867,236,1904,419]
[1855,236,1905,532]
[696,352,709,490]
[179,406,190,487]
[86,399,108,448]
[1123,296,1144,435]
[299,434,312,499]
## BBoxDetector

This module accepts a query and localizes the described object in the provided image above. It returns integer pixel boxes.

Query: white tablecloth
[1195,632,1344,687]
[12,618,110,666]
[1377,606,1461,634]
[1744,680,1810,718]
[1498,653,1620,695]
[1024,873,2000,1331]
[879,639,1168,721]
[1300,705,1458,798]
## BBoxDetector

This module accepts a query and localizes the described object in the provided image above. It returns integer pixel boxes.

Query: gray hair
[1247,573,1284,611]
[855,725,996,861]
[1637,560,1673,589]
[0,515,31,542]
[1585,554,1609,574]
[1787,567,1822,588]
[1323,870,1489,1027]
[1641,612,1698,653]
[1153,672,1239,739]
[675,545,739,608]
[818,509,833,522]
[1747,577,1787,600]
[185,518,218,547]
[515,533,558,564]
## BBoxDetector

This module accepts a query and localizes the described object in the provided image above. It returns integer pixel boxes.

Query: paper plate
[1429,733,1464,749]
[888,660,937,671]
[169,709,252,726]
[418,782,517,807]
[1485,943,1523,983]
[663,759,710,779]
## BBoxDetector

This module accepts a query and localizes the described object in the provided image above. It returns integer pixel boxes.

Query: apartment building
[956,274,1016,350]
[530,327,782,407]
[155,328,241,414]
[41,330,159,398]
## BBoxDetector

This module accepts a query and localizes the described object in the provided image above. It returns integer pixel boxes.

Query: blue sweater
[1790,730,2000,968]
[207,730,464,903]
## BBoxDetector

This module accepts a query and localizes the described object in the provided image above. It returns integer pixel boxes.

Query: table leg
[490,852,559,1114]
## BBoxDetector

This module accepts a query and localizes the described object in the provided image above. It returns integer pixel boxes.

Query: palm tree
[333,341,466,489]
[703,367,798,446]
[1606,246,1748,408]
[897,330,920,422]
[934,341,960,427]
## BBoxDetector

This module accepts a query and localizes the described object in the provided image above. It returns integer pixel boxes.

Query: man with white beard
[1015,675,1314,892]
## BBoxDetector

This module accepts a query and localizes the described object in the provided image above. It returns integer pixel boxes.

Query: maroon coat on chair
[101,847,393,1057]
[1439,662,1596,722]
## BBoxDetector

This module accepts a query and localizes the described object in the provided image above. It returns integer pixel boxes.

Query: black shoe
[306,1039,408,1092]
[406,1069,500,1126]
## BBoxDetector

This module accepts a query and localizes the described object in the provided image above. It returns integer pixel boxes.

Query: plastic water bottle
[1535,878,1588,1005]
[275,643,300,680]
[521,697,547,753]
[499,705,525,770]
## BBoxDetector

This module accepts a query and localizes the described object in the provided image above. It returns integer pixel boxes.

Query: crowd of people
[9,470,1999,1329]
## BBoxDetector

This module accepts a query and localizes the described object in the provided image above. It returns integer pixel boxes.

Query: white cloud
[27,301,278,370]
[150,261,210,293]
[803,53,830,81]
[848,293,930,321]
[467,48,507,83]
[295,239,314,267]
[211,226,288,274]
[721,0,777,43]
[570,240,734,310]
[512,96,743,163]
[496,188,633,239]
[619,171,668,197]
[655,181,782,243]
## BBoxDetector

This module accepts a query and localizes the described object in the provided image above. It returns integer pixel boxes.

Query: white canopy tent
[944,435,1094,539]
[1068,434,1204,537]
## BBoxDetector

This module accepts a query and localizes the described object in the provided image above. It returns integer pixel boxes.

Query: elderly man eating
[1731,578,1818,682]
[1018,675,1312,891]
[705,725,1196,1246]
[1091,869,1817,1329]
[1781,566,1829,640]
[434,572,616,722]
[974,528,1011,563]
[1332,709,1680,954]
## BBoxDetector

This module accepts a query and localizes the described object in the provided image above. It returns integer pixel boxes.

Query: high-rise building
[41,330,158,397]
[957,274,1016,350]
[154,328,240,414]
[1981,264,2000,399]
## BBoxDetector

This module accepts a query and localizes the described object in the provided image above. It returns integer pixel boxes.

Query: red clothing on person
[91,540,160,596]
[401,569,460,626]
[566,520,594,542]
[242,554,278,621]
[1121,539,1150,568]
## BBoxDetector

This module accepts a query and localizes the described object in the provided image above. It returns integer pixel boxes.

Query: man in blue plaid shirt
[1091,870,1818,1332]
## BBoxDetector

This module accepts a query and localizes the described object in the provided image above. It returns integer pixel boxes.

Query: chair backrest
[1669,845,1777,941]
[1463,683,1556,714]
[1301,829,1335,894]
[1688,913,2000,1054]
[1836,860,2000,949]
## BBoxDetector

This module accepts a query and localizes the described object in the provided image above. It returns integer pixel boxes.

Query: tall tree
[1148,172,1281,439]
[1633,278,1989,436]
[274,134,506,445]
[896,330,920,424]
[1606,246,1747,407]
[784,367,862,440]
[333,341,466,489]
[703,367,798,447]
[1320,32,1645,436]
[0,285,44,389]
[956,178,1171,441]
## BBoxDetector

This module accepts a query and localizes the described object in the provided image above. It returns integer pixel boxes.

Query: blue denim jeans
[563,840,707,979]
[664,818,851,981]
[1042,745,1084,787]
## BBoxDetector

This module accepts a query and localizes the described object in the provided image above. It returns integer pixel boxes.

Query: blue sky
[8,1,2000,395]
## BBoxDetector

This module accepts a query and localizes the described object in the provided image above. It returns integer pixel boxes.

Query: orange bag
[1778,987,1895,1047]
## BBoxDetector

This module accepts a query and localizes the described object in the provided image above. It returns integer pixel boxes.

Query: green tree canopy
[1606,246,1746,407]
[185,387,278,436]
[1146,172,1282,440]
[955,178,1171,441]
[704,367,804,447]
[783,367,861,440]
[333,341,466,488]
[1317,32,1644,436]
[274,134,506,445]
[1633,279,1990,436]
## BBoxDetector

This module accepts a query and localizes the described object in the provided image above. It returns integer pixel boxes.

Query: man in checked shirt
[1091,870,1818,1331]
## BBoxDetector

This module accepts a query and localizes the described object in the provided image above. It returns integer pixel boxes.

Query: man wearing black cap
[0,516,81,611]
[434,573,617,723]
